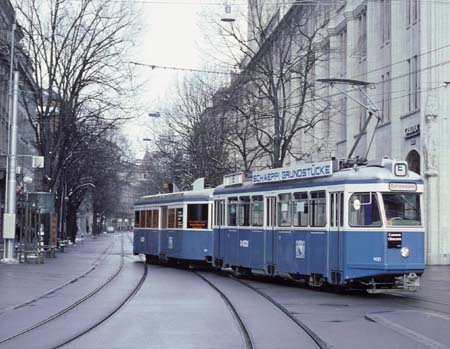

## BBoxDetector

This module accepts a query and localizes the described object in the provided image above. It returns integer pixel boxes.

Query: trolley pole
[2,71,19,263]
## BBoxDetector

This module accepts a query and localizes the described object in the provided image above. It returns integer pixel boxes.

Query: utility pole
[2,71,19,263]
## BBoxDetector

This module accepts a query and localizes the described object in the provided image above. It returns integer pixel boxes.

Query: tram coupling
[394,273,420,291]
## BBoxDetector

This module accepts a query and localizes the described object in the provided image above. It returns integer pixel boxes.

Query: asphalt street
[0,233,449,348]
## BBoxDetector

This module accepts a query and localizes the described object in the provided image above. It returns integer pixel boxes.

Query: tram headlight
[400,247,410,258]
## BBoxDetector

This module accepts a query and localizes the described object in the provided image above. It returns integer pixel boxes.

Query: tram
[133,157,424,292]
[133,179,214,264]
[212,158,424,292]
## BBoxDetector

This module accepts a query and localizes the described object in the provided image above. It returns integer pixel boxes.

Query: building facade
[232,0,450,264]
[0,0,38,239]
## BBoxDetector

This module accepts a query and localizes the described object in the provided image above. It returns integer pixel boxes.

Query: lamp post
[1,71,19,263]
[1,16,18,263]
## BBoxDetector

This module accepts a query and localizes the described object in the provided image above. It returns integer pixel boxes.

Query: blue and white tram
[212,158,424,291]
[133,187,214,264]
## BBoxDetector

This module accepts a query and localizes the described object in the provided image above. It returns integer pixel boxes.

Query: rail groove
[193,271,254,349]
[230,276,328,349]
[0,233,147,347]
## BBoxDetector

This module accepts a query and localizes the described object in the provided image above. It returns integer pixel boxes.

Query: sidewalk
[0,234,117,313]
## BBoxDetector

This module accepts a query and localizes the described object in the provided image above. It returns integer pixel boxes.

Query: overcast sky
[122,0,247,159]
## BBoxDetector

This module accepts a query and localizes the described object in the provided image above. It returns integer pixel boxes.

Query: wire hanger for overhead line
[129,61,232,75]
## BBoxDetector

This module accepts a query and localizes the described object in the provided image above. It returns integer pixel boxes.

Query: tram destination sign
[252,161,333,184]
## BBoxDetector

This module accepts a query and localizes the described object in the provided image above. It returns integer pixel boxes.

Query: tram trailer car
[133,187,214,264]
[212,158,424,292]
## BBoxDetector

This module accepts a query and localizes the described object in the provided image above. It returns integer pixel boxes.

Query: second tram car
[133,184,214,264]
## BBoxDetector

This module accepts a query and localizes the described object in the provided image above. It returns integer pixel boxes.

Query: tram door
[329,192,344,284]
[265,196,277,274]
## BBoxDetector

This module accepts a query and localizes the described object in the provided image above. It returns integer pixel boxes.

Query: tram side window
[349,193,382,227]
[277,193,292,227]
[239,196,251,226]
[214,200,225,226]
[146,210,152,228]
[134,211,140,227]
[251,196,264,226]
[228,197,238,226]
[187,204,208,229]
[176,208,183,228]
[152,210,159,228]
[310,191,326,227]
[168,208,175,228]
[293,192,308,227]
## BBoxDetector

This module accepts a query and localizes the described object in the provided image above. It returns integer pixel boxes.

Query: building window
[407,0,419,26]
[381,0,391,44]
[339,97,347,140]
[408,56,419,111]
[381,72,391,122]
[353,11,367,60]
[339,29,347,78]
[412,0,418,22]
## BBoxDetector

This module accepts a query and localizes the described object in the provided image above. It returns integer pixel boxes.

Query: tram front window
[382,193,421,226]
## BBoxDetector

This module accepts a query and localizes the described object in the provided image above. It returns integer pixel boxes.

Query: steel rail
[230,276,328,349]
[193,271,254,349]
[0,239,115,316]
[51,232,148,348]
[0,234,133,345]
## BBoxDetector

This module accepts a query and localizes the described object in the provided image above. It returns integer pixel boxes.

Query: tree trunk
[66,205,78,243]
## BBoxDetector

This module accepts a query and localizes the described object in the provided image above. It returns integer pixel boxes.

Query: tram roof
[214,163,422,195]
[134,188,214,207]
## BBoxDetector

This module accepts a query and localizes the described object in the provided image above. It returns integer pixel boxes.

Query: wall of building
[243,0,450,264]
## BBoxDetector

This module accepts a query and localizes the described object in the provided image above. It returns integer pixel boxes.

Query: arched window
[406,150,420,175]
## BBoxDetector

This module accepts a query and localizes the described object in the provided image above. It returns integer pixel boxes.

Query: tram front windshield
[382,193,422,226]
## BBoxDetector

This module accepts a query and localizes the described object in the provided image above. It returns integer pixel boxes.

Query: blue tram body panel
[133,229,146,254]
[163,229,212,261]
[217,228,266,270]
[133,228,159,256]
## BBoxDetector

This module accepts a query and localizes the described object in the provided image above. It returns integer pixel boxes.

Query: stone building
[0,0,38,238]
[226,0,450,264]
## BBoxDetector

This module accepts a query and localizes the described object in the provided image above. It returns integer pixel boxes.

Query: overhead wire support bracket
[317,78,383,163]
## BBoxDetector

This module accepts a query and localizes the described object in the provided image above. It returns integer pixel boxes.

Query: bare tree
[215,2,332,168]
[152,74,232,189]
[16,0,138,191]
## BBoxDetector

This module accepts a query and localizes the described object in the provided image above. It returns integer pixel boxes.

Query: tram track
[0,232,148,348]
[193,271,254,349]
[229,275,328,349]
[0,238,116,316]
